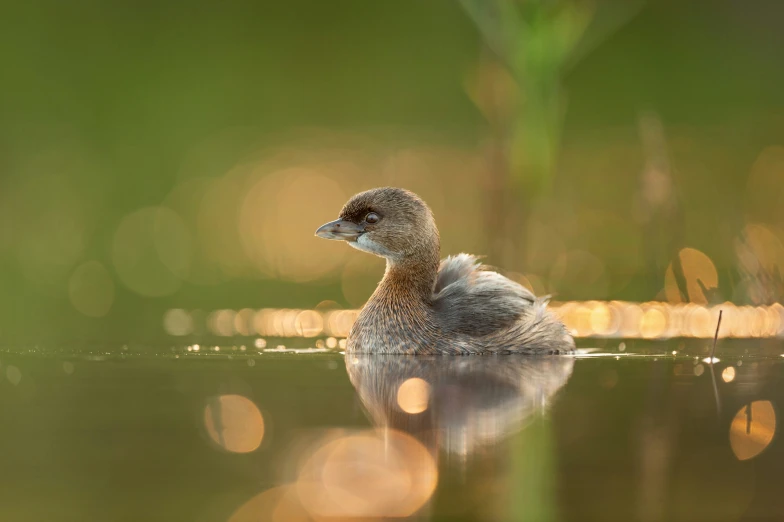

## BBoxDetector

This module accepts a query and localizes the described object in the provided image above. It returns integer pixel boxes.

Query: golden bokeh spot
[571,305,592,336]
[764,305,782,336]
[169,303,784,341]
[234,308,256,336]
[269,310,285,337]
[666,304,687,336]
[750,307,767,337]
[273,311,287,337]
[208,309,236,337]
[687,306,713,338]
[589,301,619,336]
[730,306,753,338]
[730,401,776,461]
[326,310,358,338]
[722,366,736,383]
[639,306,667,339]
[295,310,323,338]
[281,309,300,337]
[253,309,274,336]
[163,309,193,336]
[68,260,114,317]
[204,394,265,454]
[296,429,437,518]
[112,207,191,297]
[664,248,718,304]
[397,378,431,414]
[617,303,643,337]
[239,167,349,282]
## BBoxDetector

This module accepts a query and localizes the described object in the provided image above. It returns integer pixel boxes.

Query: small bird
[316,187,573,355]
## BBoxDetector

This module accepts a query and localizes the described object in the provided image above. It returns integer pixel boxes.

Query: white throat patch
[349,234,396,259]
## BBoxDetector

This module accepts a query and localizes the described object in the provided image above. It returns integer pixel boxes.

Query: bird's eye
[365,212,380,224]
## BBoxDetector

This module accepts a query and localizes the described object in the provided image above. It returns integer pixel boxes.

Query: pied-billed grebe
[315,187,574,354]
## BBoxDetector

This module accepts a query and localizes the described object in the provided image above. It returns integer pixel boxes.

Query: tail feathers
[534,295,551,321]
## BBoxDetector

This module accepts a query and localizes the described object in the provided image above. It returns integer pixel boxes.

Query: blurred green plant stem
[461,0,643,267]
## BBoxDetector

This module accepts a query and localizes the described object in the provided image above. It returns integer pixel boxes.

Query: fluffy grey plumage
[315,187,574,354]
[434,254,544,337]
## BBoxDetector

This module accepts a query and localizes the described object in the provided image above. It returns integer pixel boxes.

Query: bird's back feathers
[432,254,542,338]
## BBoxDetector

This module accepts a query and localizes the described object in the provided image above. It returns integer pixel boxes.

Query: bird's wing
[432,254,545,337]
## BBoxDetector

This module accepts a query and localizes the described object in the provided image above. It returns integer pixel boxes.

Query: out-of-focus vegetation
[1,1,783,343]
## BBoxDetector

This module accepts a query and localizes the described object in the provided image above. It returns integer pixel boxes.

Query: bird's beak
[315,219,363,241]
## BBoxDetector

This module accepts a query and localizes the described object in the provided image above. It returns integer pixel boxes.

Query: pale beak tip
[314,225,330,239]
[315,219,363,241]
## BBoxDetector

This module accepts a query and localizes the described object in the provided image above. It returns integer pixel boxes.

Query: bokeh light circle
[730,400,776,461]
[204,394,265,453]
[163,309,193,336]
[296,429,437,518]
[239,168,349,282]
[397,378,431,414]
[664,248,718,304]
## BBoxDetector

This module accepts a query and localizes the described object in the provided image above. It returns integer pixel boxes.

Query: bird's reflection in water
[346,353,574,457]
[339,352,575,519]
[229,353,575,522]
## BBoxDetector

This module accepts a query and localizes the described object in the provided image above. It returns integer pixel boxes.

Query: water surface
[0,340,781,521]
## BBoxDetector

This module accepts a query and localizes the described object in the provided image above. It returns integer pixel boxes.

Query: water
[0,340,782,521]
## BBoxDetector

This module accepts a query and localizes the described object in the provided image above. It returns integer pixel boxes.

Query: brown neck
[377,242,440,302]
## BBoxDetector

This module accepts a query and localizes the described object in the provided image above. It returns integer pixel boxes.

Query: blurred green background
[1,0,783,343]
